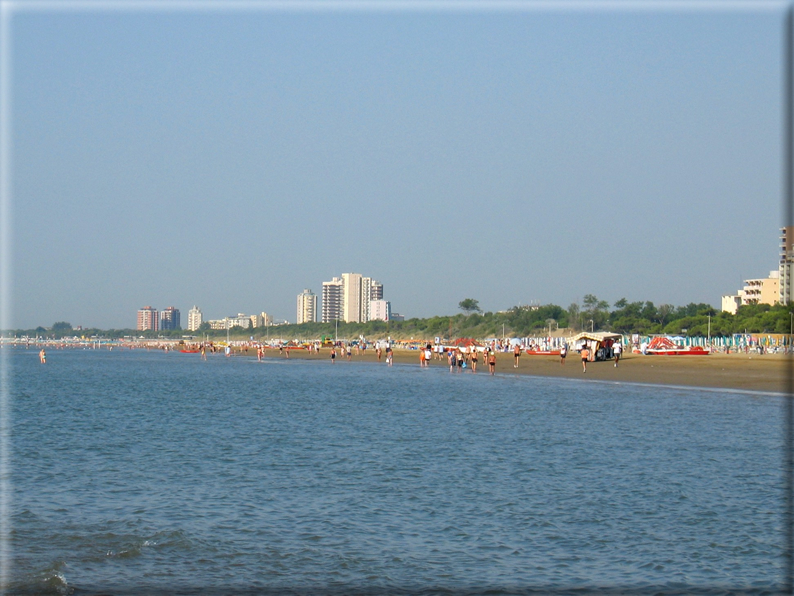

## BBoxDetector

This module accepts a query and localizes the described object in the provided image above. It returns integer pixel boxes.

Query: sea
[9,347,789,595]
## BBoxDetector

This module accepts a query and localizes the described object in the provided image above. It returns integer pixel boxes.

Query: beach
[250,347,791,393]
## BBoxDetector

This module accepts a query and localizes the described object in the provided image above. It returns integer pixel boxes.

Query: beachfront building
[160,306,181,330]
[721,271,779,314]
[743,272,779,305]
[297,289,317,324]
[370,280,383,301]
[208,319,227,330]
[322,277,344,323]
[780,226,794,304]
[187,306,203,331]
[322,273,385,323]
[342,273,363,323]
[370,300,390,322]
[359,278,383,322]
[137,306,158,331]
[227,314,252,329]
[249,313,272,328]
[721,294,743,315]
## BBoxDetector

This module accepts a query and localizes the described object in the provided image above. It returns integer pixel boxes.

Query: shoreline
[243,347,791,394]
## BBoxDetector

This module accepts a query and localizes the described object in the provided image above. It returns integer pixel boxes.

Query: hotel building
[342,273,363,323]
[322,277,344,323]
[370,299,390,322]
[721,271,780,314]
[297,289,317,324]
[160,306,181,330]
[322,274,386,323]
[187,306,203,331]
[137,306,158,331]
[780,226,794,304]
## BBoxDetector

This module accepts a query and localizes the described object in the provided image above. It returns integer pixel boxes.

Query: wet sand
[252,347,791,394]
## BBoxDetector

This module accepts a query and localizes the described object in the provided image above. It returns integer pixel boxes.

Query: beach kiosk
[570,331,623,361]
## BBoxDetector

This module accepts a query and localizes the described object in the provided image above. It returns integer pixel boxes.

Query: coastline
[244,347,792,394]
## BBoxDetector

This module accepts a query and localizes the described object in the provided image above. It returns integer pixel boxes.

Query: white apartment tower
[187,306,203,331]
[342,273,363,323]
[780,226,794,304]
[297,289,318,324]
[322,277,344,323]
[360,277,373,322]
[321,274,385,323]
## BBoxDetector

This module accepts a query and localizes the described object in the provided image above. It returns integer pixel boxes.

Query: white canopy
[569,331,623,344]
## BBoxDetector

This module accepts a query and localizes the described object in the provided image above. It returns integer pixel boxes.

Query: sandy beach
[249,347,791,394]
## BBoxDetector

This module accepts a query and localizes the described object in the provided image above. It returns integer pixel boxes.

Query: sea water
[10,348,788,594]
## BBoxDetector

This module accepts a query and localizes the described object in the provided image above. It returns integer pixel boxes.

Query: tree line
[14,296,794,341]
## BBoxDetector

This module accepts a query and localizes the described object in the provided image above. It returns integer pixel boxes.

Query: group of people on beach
[418,344,497,375]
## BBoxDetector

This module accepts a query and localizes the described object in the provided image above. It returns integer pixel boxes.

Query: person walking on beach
[386,346,393,366]
[488,348,496,375]
[456,349,465,372]
[560,343,567,366]
[580,344,590,373]
[470,347,478,373]
[346,344,352,361]
[513,344,521,368]
[330,347,336,364]
[448,349,456,372]
[39,348,46,364]
[613,341,622,367]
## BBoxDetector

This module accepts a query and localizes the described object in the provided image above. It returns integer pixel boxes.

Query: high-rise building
[322,274,385,323]
[780,227,794,304]
[322,277,344,323]
[360,277,373,322]
[137,306,158,331]
[187,306,203,331]
[297,289,317,324]
[342,273,363,323]
[360,279,383,323]
[370,300,390,322]
[370,280,383,301]
[160,306,181,330]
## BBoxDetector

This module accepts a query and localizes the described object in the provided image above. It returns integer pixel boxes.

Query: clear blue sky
[7,2,785,329]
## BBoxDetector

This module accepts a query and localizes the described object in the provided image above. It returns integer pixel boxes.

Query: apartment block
[160,306,181,330]
[297,289,317,324]
[137,306,158,331]
[322,277,344,323]
[187,306,203,331]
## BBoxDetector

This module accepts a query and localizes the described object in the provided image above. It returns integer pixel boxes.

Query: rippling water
[10,348,788,594]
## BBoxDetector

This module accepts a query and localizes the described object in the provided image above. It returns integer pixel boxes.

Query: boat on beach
[645,336,710,355]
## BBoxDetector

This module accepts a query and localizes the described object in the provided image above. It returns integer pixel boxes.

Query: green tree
[52,321,72,331]
[458,298,481,314]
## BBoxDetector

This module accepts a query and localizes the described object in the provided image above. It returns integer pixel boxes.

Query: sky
[5,1,786,329]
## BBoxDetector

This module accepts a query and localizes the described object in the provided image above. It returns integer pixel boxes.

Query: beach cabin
[569,331,623,361]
